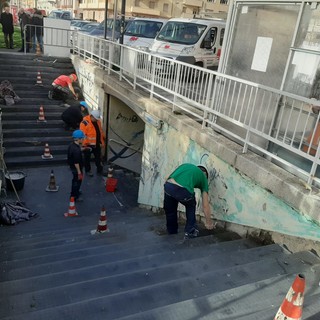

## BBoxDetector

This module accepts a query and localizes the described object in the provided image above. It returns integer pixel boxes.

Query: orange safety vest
[80,115,105,147]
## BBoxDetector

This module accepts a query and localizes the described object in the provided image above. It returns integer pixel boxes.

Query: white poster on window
[251,37,273,72]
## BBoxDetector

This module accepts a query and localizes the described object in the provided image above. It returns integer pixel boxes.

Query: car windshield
[156,22,206,45]
[80,23,98,32]
[125,20,164,38]
[48,11,63,19]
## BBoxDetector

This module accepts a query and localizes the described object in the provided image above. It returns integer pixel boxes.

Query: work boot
[184,228,199,240]
[87,170,94,177]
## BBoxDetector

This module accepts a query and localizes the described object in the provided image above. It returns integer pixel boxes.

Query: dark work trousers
[83,145,103,173]
[71,169,82,199]
[4,33,13,49]
[52,85,73,102]
[163,181,197,234]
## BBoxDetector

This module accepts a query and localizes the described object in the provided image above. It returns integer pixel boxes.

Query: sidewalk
[1,164,142,234]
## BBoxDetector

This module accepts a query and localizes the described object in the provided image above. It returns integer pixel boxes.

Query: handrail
[71,33,320,188]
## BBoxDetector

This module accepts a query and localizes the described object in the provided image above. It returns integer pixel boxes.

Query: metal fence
[72,33,320,188]
[23,24,72,54]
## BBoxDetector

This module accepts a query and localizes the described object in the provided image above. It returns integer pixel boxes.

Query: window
[220,0,228,4]
[149,1,155,9]
[163,3,169,12]
[135,0,139,6]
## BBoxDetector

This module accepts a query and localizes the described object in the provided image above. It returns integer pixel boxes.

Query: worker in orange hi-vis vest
[80,110,105,177]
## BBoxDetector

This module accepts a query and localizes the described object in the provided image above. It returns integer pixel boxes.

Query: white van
[149,18,225,69]
[123,18,167,51]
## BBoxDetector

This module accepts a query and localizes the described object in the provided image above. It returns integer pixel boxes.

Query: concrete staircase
[1,207,320,319]
[1,53,320,319]
[0,52,75,169]
[1,162,320,320]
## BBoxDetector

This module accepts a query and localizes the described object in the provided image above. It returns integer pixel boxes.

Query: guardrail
[23,24,73,54]
[72,33,320,188]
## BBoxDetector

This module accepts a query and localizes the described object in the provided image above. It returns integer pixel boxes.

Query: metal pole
[104,0,108,39]
[119,0,125,44]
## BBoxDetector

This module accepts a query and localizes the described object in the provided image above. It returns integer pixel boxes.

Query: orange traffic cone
[42,143,53,160]
[64,197,78,217]
[105,166,118,192]
[37,105,46,122]
[46,170,59,192]
[274,274,305,320]
[35,71,43,86]
[91,206,109,234]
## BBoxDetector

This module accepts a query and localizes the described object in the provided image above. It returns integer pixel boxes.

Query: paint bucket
[106,177,118,193]
[5,171,26,191]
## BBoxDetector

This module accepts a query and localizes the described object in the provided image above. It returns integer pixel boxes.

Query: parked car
[48,10,72,20]
[89,18,131,41]
[70,20,92,31]
[70,22,100,45]
[78,22,100,34]
[149,18,226,70]
[123,17,167,51]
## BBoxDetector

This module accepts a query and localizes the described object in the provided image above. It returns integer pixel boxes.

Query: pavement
[1,164,142,234]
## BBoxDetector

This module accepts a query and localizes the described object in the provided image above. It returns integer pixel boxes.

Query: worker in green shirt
[164,163,214,239]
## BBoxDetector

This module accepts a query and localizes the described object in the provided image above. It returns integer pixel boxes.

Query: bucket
[106,177,118,193]
[5,171,26,191]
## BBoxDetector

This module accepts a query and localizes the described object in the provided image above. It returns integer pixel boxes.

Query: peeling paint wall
[139,124,320,242]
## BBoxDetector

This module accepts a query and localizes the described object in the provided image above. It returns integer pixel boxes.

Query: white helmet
[91,110,101,120]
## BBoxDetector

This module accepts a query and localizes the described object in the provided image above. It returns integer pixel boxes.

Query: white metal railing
[23,25,73,54]
[73,33,320,188]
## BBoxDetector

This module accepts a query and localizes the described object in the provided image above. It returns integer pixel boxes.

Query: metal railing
[72,33,320,188]
[23,24,73,53]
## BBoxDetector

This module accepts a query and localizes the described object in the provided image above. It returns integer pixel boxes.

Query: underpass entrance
[105,95,145,174]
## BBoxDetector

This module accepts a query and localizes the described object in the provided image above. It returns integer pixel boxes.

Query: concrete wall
[72,55,320,250]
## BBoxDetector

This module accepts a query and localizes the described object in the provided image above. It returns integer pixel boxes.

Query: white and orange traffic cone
[35,71,43,86]
[107,166,114,178]
[37,105,46,122]
[42,143,53,160]
[64,197,78,217]
[46,170,59,192]
[91,206,109,234]
[274,273,305,320]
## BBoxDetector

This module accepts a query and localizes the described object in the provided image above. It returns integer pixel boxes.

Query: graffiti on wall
[78,65,99,108]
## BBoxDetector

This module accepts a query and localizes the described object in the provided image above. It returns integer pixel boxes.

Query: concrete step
[4,154,67,168]
[0,238,258,297]
[2,120,65,129]
[1,104,66,113]
[3,128,70,138]
[4,145,67,157]
[2,112,63,121]
[0,244,289,318]
[3,136,70,147]
[117,268,320,320]
[2,251,318,320]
